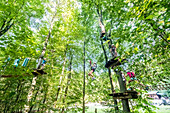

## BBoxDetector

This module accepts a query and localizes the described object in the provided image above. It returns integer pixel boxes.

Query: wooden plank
[32,69,47,76]
[112,95,138,99]
[109,91,138,96]
[109,92,138,99]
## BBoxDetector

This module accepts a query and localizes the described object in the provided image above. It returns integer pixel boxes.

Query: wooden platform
[32,69,47,76]
[109,91,138,99]
[105,58,126,68]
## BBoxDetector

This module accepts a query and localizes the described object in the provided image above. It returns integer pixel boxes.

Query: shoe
[92,77,95,80]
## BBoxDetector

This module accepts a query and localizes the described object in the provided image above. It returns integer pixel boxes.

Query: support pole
[115,71,130,112]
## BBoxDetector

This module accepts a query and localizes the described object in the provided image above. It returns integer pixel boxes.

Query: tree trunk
[61,50,73,113]
[115,71,130,112]
[100,38,119,111]
[55,43,68,103]
[97,8,119,111]
[83,40,86,113]
[28,87,40,113]
[24,11,57,112]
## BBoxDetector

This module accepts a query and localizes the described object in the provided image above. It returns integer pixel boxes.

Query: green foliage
[0,0,169,112]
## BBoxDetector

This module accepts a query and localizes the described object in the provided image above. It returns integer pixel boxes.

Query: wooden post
[115,70,130,112]
[95,108,97,113]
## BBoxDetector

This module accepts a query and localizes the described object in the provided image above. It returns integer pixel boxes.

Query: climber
[41,58,47,69]
[99,20,105,37]
[88,60,97,80]
[101,35,117,59]
[110,44,117,58]
[13,59,20,68]
[22,58,30,67]
[125,72,137,84]
[2,57,10,68]
[124,72,137,90]
[125,72,145,90]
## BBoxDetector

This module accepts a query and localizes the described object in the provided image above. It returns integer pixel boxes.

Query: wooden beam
[32,69,47,76]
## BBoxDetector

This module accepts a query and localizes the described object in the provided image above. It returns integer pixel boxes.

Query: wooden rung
[109,91,138,99]
[112,95,138,99]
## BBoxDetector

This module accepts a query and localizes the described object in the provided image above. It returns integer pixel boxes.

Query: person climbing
[13,59,20,68]
[88,60,97,80]
[125,72,137,84]
[101,35,117,59]
[125,72,145,90]
[124,72,137,90]
[109,44,117,58]
[22,58,30,67]
[2,57,10,68]
[102,36,110,41]
[32,58,47,76]
[41,58,46,69]
[99,20,105,37]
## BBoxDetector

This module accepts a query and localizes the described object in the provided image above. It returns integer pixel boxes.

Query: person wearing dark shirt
[88,60,97,80]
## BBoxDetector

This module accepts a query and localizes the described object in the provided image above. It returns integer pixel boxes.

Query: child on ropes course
[101,36,118,59]
[88,60,97,80]
[99,20,105,37]
[125,72,145,90]
[126,72,137,83]
[41,58,47,69]
[125,72,137,90]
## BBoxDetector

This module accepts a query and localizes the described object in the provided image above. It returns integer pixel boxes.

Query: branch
[108,19,113,37]
[147,19,169,44]
[0,20,6,31]
[0,22,14,37]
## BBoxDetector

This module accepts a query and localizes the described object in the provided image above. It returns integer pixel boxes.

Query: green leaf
[146,15,154,19]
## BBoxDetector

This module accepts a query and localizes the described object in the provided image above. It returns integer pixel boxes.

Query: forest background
[0,0,169,113]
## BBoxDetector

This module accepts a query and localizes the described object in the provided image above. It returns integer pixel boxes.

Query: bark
[24,11,57,113]
[115,71,130,112]
[97,8,119,111]
[100,38,119,111]
[55,43,68,102]
[61,50,73,113]
[28,88,40,113]
[41,86,48,112]
[83,40,86,113]
[0,22,14,37]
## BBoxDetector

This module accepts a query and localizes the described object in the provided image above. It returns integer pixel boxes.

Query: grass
[86,104,170,113]
[156,106,170,113]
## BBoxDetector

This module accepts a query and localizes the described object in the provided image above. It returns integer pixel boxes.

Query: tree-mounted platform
[105,58,126,68]
[32,69,47,76]
[109,91,138,99]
